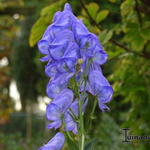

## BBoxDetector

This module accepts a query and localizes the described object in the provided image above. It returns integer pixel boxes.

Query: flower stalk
[79,96,85,150]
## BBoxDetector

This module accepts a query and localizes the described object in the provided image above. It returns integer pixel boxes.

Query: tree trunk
[21,99,26,112]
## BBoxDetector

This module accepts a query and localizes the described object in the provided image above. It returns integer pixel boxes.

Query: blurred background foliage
[0,0,150,150]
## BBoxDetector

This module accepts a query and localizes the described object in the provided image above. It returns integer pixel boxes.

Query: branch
[79,0,150,59]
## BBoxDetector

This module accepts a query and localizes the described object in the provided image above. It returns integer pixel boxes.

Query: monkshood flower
[46,73,73,98]
[37,2,113,150]
[79,61,113,112]
[46,89,73,129]
[64,100,78,134]
[39,132,65,150]
[72,21,108,64]
[64,98,88,134]
[46,94,87,133]
[88,70,113,112]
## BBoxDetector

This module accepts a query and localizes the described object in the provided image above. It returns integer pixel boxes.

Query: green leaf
[141,27,150,40]
[41,4,57,16]
[104,30,113,42]
[99,30,113,44]
[96,10,109,23]
[122,22,146,51]
[84,139,97,150]
[124,30,145,51]
[29,17,47,47]
[83,2,99,19]
[131,36,145,51]
[120,0,135,17]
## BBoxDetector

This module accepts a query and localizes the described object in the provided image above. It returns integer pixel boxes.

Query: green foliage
[84,139,97,150]
[120,0,135,22]
[0,113,49,150]
[29,17,47,47]
[96,10,109,23]
[82,2,99,19]
[99,29,113,45]
[80,2,109,31]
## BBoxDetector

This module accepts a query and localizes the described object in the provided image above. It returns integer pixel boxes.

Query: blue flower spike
[37,3,113,150]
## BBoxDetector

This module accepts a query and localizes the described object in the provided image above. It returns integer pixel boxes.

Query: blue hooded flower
[46,89,73,129]
[37,4,114,149]
[46,73,73,98]
[48,30,78,60]
[72,20,89,41]
[39,132,65,150]
[37,4,114,150]
[38,2,110,94]
[88,70,113,111]
[37,3,77,55]
[64,96,88,134]
[72,20,107,64]
[64,100,78,134]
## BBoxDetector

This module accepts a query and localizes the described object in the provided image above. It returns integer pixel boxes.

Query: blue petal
[98,103,110,112]
[47,120,62,130]
[72,20,89,40]
[46,103,62,121]
[52,89,74,113]
[64,3,72,12]
[57,61,69,73]
[93,50,108,65]
[38,40,49,54]
[46,103,62,130]
[54,12,73,28]
[98,86,113,104]
[53,11,61,22]
[64,42,79,59]
[64,100,78,134]
[39,132,65,150]
[57,59,76,73]
[64,58,76,72]
[40,24,54,42]
[53,30,75,43]
[46,73,73,98]
[80,34,96,50]
[70,100,78,116]
[49,42,67,60]
[89,70,113,103]
[64,112,78,134]
[40,55,51,62]
[45,62,57,77]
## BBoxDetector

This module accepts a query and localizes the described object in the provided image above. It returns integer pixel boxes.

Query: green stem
[79,99,85,150]
[74,78,85,150]
[89,98,97,129]
[76,59,92,150]
[66,131,74,142]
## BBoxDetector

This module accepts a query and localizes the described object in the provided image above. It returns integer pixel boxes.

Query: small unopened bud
[77,58,83,65]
